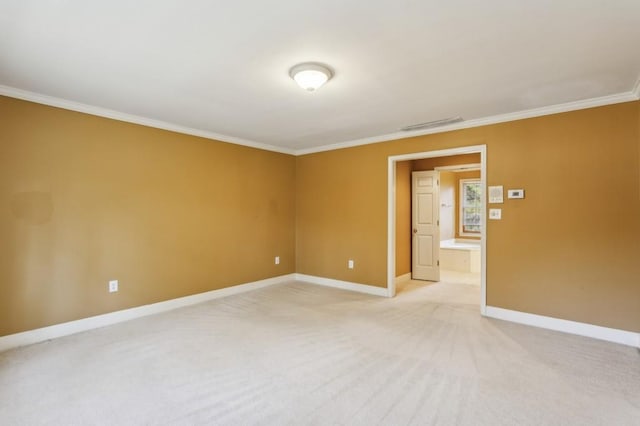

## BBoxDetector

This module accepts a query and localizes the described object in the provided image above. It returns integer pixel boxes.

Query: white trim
[485,306,640,348]
[388,157,398,297]
[394,273,411,285]
[0,85,295,155]
[387,145,487,313]
[296,91,638,155]
[2,82,638,157]
[434,163,481,172]
[295,273,390,297]
[480,148,487,313]
[0,274,295,353]
[632,76,640,99]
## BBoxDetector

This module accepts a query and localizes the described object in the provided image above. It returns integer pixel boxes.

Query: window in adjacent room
[460,179,482,236]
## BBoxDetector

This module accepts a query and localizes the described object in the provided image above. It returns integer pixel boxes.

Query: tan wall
[3,95,639,336]
[296,101,640,332]
[296,147,387,286]
[395,161,412,276]
[0,96,296,337]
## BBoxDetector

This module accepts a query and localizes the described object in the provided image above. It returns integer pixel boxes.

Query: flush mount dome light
[289,63,333,92]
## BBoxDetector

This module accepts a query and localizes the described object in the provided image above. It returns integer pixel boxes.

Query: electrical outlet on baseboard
[108,280,118,293]
[348,259,354,269]
[275,256,280,265]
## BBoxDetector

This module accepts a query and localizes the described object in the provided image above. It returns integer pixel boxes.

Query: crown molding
[0,85,295,155]
[2,79,638,158]
[295,90,639,155]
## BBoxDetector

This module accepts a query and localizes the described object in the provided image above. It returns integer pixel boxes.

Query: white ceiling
[1,1,639,154]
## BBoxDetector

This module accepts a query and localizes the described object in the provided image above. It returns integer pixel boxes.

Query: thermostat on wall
[507,189,525,199]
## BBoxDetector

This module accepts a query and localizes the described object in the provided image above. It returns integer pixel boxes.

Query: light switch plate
[489,209,502,220]
[508,189,525,199]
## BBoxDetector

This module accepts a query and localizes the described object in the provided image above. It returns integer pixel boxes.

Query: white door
[412,171,440,281]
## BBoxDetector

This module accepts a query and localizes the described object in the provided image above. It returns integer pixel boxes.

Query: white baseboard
[295,273,390,297]
[485,306,640,348]
[0,274,295,353]
[394,273,411,284]
[6,277,637,352]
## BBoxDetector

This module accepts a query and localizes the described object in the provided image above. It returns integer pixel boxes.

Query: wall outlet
[108,280,118,293]
[275,256,280,265]
[348,259,354,269]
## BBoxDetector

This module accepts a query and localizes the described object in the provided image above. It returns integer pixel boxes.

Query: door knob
[413,228,417,234]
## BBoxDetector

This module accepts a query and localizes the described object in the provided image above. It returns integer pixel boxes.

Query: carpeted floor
[1,274,639,425]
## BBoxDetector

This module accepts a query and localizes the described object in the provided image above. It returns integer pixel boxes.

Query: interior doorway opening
[387,145,487,314]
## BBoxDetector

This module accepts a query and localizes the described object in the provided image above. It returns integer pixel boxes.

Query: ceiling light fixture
[289,63,333,92]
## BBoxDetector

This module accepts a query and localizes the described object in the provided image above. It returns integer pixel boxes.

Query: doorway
[387,145,487,315]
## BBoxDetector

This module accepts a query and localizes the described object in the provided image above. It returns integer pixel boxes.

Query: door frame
[387,144,487,315]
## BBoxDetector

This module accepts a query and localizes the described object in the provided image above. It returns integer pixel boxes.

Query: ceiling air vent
[400,116,464,131]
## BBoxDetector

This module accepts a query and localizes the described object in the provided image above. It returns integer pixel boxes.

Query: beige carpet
[1,276,639,425]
